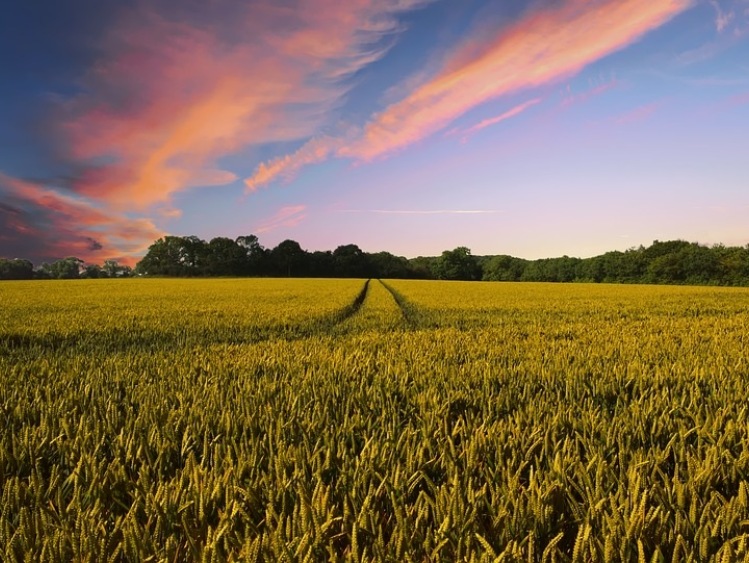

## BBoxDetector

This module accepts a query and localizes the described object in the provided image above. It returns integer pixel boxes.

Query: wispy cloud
[246,0,692,188]
[710,0,734,32]
[675,38,733,65]
[337,209,504,215]
[60,0,430,209]
[449,98,543,142]
[6,0,432,262]
[255,205,307,234]
[561,78,620,107]
[245,136,345,193]
[340,0,692,161]
[613,101,662,124]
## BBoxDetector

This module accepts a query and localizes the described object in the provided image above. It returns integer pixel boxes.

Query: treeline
[133,236,749,285]
[481,239,749,286]
[2,237,749,285]
[135,235,421,279]
[0,257,133,280]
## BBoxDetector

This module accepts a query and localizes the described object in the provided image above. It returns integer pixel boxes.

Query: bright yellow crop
[1,278,749,561]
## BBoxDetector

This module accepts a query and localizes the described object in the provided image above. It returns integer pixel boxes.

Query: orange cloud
[255,205,307,234]
[341,0,691,161]
[62,0,430,209]
[0,172,163,266]
[244,0,691,187]
[245,136,344,192]
[452,98,542,141]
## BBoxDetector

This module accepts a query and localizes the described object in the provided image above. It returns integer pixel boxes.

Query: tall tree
[308,250,335,278]
[207,237,247,276]
[434,247,481,281]
[482,255,527,281]
[369,251,411,279]
[270,240,307,277]
[0,258,34,280]
[236,235,267,275]
[49,257,83,279]
[137,236,203,276]
[333,244,370,278]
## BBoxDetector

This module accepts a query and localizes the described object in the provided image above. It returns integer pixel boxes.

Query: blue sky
[1,0,747,265]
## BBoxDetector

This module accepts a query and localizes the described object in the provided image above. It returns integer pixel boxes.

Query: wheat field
[1,279,749,561]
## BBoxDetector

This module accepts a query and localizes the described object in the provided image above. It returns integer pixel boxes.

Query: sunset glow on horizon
[1,0,748,266]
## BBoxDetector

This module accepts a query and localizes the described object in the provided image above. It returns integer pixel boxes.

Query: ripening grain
[1,278,749,561]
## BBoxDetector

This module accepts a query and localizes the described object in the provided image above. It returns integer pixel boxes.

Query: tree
[137,237,184,276]
[236,235,267,275]
[181,236,209,275]
[308,250,335,278]
[103,259,122,278]
[715,244,749,285]
[270,240,308,277]
[333,244,370,278]
[0,258,34,280]
[82,264,102,279]
[408,256,436,279]
[434,247,481,281]
[482,255,526,281]
[137,236,208,276]
[369,251,412,279]
[206,237,247,276]
[49,257,83,279]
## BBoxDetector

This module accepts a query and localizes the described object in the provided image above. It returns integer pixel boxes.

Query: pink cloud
[255,205,307,234]
[561,78,620,107]
[7,1,431,263]
[59,0,430,209]
[245,136,344,192]
[337,209,503,215]
[452,98,543,141]
[0,172,163,266]
[245,0,692,186]
[613,102,661,125]
[710,0,734,32]
[340,0,691,161]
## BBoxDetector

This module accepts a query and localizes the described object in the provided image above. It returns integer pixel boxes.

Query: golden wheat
[1,278,748,561]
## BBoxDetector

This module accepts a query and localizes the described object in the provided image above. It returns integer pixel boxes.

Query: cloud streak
[245,136,345,193]
[452,98,542,141]
[247,0,692,188]
[613,101,662,124]
[343,0,691,161]
[60,0,430,209]
[710,0,734,32]
[255,205,307,234]
[338,209,504,215]
[561,78,620,107]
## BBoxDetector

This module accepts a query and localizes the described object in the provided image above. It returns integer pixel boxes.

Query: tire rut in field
[377,279,430,329]
[0,280,374,356]
[293,278,372,339]
[328,279,371,325]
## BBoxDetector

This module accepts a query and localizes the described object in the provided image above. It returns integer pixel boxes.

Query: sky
[1,0,748,266]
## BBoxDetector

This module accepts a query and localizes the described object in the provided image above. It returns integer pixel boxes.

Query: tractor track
[0,278,431,356]
[377,279,425,328]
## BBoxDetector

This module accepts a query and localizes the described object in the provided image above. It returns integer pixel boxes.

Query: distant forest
[2,236,749,286]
